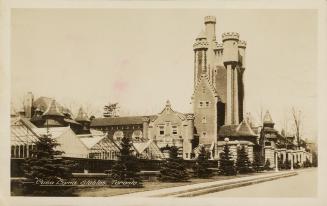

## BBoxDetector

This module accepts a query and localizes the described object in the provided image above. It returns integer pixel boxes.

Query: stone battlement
[193,40,209,50]
[222,32,240,42]
[204,16,216,24]
[216,43,223,50]
[238,40,247,48]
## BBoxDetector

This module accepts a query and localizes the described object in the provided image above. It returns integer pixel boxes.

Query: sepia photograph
[1,0,327,205]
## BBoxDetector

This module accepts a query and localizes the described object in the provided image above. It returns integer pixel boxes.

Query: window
[132,130,142,141]
[113,131,124,141]
[202,132,207,137]
[159,126,165,135]
[185,153,188,158]
[172,126,178,135]
[202,116,207,123]
[199,101,210,108]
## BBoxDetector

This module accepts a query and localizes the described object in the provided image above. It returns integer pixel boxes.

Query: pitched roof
[79,134,106,149]
[219,121,257,137]
[133,140,152,154]
[43,100,64,117]
[236,120,257,136]
[11,117,39,146]
[75,107,90,122]
[90,116,146,127]
[151,100,187,122]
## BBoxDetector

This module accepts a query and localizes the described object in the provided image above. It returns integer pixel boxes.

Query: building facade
[192,16,251,159]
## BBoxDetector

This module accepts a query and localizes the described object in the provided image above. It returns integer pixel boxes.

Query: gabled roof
[133,140,153,154]
[90,116,147,127]
[79,134,106,149]
[151,100,187,122]
[11,117,40,146]
[43,100,64,117]
[192,74,219,99]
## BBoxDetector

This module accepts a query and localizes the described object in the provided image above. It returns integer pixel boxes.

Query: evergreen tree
[193,147,213,178]
[23,134,76,196]
[236,145,252,174]
[110,136,142,187]
[264,159,272,171]
[159,146,189,182]
[218,144,236,176]
[252,151,264,172]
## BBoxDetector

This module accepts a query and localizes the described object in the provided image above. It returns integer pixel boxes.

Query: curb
[152,172,297,197]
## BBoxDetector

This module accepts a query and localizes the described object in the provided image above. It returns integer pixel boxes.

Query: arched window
[113,131,124,141]
[132,130,143,141]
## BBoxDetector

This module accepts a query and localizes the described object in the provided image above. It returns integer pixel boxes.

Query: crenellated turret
[222,32,240,65]
[193,30,209,88]
[192,16,247,152]
[221,32,241,125]
[204,16,216,42]
[238,40,247,69]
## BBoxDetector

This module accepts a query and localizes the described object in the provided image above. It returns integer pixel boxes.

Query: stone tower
[192,16,247,148]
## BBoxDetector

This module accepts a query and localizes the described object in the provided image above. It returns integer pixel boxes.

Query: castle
[192,16,251,159]
[11,15,314,169]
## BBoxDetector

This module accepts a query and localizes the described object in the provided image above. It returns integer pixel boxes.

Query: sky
[11,9,317,140]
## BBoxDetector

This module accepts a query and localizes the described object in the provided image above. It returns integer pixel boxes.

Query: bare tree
[255,106,264,126]
[103,102,119,117]
[291,107,301,149]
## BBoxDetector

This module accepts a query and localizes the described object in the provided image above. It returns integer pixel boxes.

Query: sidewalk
[117,170,297,197]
